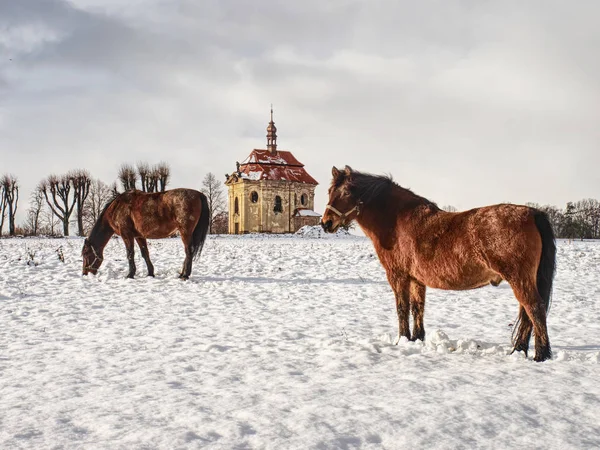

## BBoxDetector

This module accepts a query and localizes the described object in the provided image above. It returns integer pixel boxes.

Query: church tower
[266,106,277,154]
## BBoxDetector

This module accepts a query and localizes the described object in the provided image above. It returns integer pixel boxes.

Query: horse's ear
[332,166,340,178]
[344,165,353,175]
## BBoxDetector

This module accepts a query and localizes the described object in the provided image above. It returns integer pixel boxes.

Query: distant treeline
[524,200,600,240]
[443,200,600,240]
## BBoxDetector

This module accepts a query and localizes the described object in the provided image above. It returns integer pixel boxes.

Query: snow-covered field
[1,234,599,449]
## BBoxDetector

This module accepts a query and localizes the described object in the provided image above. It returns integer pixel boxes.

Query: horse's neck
[89,222,114,250]
[356,188,432,249]
[356,206,395,249]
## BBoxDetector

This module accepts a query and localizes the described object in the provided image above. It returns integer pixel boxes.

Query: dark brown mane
[88,192,120,240]
[346,170,439,211]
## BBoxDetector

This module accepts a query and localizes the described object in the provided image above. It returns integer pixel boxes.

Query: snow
[1,236,599,449]
[295,225,350,238]
[295,209,322,217]
[241,171,262,181]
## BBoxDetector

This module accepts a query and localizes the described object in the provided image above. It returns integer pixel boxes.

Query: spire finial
[266,105,277,155]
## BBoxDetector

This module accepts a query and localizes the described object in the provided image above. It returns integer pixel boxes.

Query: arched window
[274,195,283,213]
[234,197,239,214]
[250,191,258,203]
[300,193,308,206]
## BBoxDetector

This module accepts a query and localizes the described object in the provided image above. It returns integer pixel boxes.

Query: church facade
[225,110,321,234]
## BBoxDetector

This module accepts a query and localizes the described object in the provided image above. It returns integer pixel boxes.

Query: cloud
[1,0,599,227]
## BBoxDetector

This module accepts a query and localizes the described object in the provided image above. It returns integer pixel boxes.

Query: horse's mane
[345,170,439,210]
[88,191,121,238]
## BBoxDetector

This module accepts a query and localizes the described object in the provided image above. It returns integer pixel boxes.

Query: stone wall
[228,180,318,234]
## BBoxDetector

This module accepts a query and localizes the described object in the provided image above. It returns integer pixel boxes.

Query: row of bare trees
[118,162,170,192]
[20,171,112,237]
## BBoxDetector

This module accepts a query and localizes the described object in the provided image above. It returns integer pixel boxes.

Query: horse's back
[406,204,542,289]
[110,189,205,238]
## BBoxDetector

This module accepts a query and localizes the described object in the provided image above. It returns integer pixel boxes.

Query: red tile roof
[238,150,318,185]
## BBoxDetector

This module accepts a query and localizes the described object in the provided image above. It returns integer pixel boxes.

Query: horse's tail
[190,193,210,261]
[533,210,556,313]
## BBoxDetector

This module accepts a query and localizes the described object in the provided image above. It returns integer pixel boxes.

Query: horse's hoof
[533,349,552,362]
[510,345,529,357]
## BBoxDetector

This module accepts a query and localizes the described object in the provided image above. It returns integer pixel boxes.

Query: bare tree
[71,170,92,236]
[118,164,137,191]
[201,172,226,234]
[441,205,458,212]
[147,166,158,193]
[1,175,19,235]
[155,162,170,192]
[0,182,6,235]
[538,204,564,237]
[137,162,151,192]
[574,198,600,239]
[39,204,61,236]
[22,185,45,235]
[212,211,229,234]
[40,174,77,236]
[83,179,115,234]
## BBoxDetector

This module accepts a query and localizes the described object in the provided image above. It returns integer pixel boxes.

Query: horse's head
[322,165,362,233]
[82,238,103,275]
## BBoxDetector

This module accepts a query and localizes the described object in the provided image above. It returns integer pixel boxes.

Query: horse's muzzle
[321,220,334,232]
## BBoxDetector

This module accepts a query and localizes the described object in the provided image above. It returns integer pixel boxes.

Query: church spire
[266,104,277,155]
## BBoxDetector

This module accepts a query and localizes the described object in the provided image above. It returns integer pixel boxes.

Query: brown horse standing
[322,166,556,362]
[82,188,210,280]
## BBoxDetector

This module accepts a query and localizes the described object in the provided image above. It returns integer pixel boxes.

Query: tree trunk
[78,214,85,236]
[8,203,15,235]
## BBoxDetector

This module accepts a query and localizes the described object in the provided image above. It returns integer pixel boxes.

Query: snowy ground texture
[1,235,599,449]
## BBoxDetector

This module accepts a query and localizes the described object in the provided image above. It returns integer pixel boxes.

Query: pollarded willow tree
[0,175,19,236]
[118,164,137,191]
[40,174,77,236]
[71,170,92,236]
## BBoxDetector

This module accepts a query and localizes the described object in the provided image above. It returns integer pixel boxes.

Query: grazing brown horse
[82,188,210,280]
[322,166,556,362]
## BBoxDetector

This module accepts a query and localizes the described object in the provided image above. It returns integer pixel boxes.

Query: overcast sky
[2,0,599,225]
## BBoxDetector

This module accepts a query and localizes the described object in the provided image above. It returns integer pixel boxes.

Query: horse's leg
[409,280,426,342]
[122,235,136,279]
[136,237,154,277]
[511,306,533,356]
[388,272,411,344]
[511,282,551,362]
[178,231,193,280]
